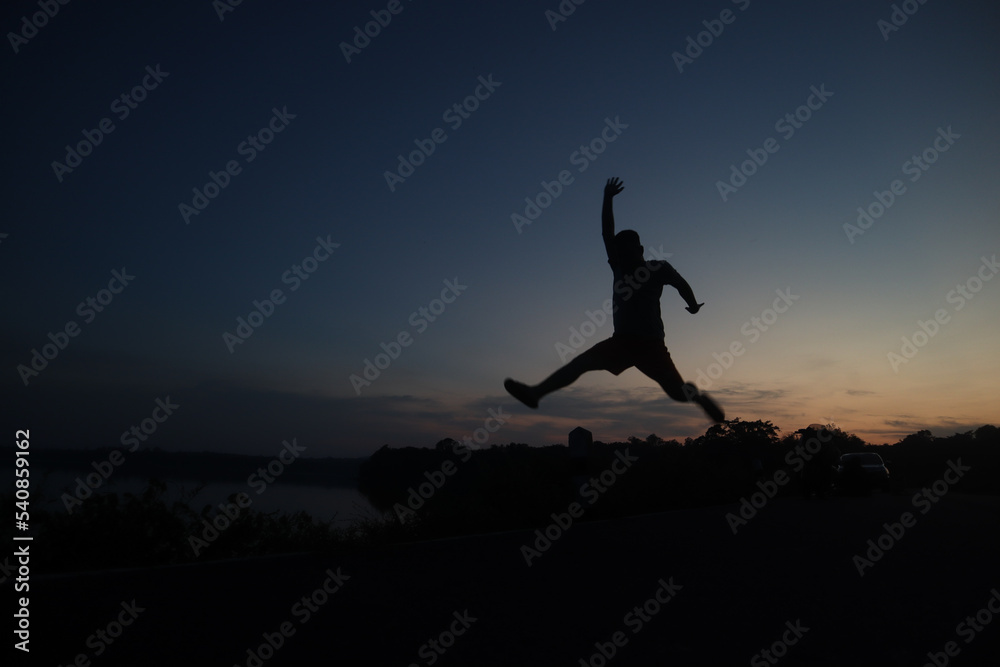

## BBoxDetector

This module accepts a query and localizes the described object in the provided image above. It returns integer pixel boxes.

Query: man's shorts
[575,333,680,378]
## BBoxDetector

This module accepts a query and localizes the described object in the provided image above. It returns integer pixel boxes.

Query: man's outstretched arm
[602,177,624,259]
[672,274,705,314]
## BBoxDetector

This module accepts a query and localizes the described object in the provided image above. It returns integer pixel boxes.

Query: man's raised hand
[605,177,624,198]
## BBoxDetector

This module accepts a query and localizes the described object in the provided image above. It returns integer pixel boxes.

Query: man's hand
[604,177,624,198]
[686,302,704,314]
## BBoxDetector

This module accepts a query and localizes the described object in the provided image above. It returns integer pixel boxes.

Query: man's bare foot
[694,391,725,423]
[504,378,539,409]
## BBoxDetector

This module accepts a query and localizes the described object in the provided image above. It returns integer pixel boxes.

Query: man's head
[615,229,644,264]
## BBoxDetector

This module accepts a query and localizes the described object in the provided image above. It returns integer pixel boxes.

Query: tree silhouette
[708,418,780,445]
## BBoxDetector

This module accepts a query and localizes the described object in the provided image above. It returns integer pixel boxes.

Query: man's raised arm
[602,177,624,259]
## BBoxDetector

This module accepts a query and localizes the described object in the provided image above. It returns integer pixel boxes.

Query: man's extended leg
[505,342,615,409]
[636,349,725,422]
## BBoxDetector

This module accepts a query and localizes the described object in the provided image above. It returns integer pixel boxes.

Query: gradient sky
[4,0,998,457]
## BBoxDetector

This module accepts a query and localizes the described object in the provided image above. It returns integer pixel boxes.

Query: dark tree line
[358,420,1000,538]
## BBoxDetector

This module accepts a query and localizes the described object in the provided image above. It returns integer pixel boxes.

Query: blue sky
[3,0,998,456]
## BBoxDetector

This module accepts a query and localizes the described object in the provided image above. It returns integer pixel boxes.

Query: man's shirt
[608,258,682,340]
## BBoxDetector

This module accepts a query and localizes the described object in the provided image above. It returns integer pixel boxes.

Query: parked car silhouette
[836,452,890,493]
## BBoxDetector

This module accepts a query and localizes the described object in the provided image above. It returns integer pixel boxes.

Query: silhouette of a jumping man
[504,177,725,423]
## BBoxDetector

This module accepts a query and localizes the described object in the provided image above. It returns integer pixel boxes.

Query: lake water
[10,469,383,527]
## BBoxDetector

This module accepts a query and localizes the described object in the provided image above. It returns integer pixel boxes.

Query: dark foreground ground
[27,492,1000,666]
